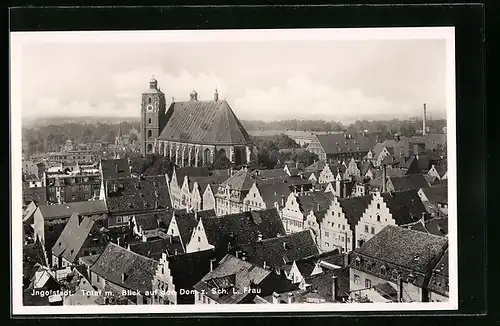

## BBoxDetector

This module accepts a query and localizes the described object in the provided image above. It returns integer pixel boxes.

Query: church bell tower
[140,76,167,155]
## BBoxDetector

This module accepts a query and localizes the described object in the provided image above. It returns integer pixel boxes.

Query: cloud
[26,98,135,118]
[232,75,409,123]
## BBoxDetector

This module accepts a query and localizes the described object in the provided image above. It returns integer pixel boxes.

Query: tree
[295,151,319,167]
[209,155,232,170]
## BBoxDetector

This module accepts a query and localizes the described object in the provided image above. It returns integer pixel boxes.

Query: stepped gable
[158,99,252,145]
[105,175,171,214]
[236,230,319,270]
[381,189,428,225]
[90,242,159,294]
[339,195,373,231]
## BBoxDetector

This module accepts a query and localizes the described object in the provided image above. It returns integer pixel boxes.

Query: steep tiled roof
[305,161,327,173]
[428,249,449,296]
[100,158,131,179]
[190,175,228,194]
[219,168,258,192]
[174,167,211,185]
[236,230,320,270]
[373,282,398,301]
[379,137,412,157]
[301,268,350,302]
[421,185,448,205]
[352,225,448,288]
[166,249,216,304]
[105,175,171,214]
[133,212,160,232]
[316,134,374,155]
[255,183,292,208]
[23,239,47,281]
[389,174,430,192]
[52,213,106,263]
[359,161,375,176]
[194,254,297,304]
[202,208,285,253]
[296,192,335,215]
[255,169,288,179]
[128,236,184,260]
[382,189,428,225]
[38,200,108,220]
[174,209,216,246]
[424,218,448,237]
[158,99,252,145]
[339,195,373,231]
[90,242,159,293]
[22,187,47,205]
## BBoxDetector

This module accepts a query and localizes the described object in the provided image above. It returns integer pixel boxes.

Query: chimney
[214,88,219,101]
[295,162,298,169]
[117,237,121,247]
[382,164,387,193]
[209,258,216,271]
[272,292,280,304]
[281,195,285,207]
[287,292,294,304]
[190,90,198,101]
[235,250,239,259]
[300,185,304,194]
[115,164,119,173]
[331,275,338,301]
[263,261,267,269]
[317,204,320,211]
[283,242,288,250]
[423,103,427,136]
[122,273,128,284]
[343,252,349,267]
[397,277,404,302]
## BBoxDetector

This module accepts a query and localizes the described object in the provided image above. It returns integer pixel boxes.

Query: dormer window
[392,269,399,280]
[354,257,361,268]
[380,265,387,275]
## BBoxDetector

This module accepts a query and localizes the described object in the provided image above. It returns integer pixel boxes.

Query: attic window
[391,269,399,280]
[354,257,361,268]
[380,265,387,275]
[366,261,373,271]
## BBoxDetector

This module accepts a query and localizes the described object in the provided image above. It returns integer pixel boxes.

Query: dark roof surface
[421,185,448,204]
[174,209,216,246]
[105,176,171,214]
[428,249,449,296]
[133,213,160,231]
[389,174,430,192]
[382,189,428,225]
[90,242,159,293]
[354,225,448,275]
[158,100,252,145]
[316,134,374,155]
[100,158,131,179]
[173,167,211,185]
[23,239,47,280]
[296,192,335,215]
[38,200,108,220]
[52,213,104,263]
[236,230,320,270]
[23,187,47,205]
[128,236,184,260]
[255,183,292,208]
[339,195,373,231]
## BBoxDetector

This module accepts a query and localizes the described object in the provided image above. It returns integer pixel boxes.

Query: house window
[392,269,399,280]
[342,225,345,231]
[341,236,344,242]
[325,231,329,237]
[366,261,372,271]
[377,215,381,222]
[365,279,372,288]
[198,236,201,242]
[325,242,329,247]
[365,225,369,233]
[380,266,387,275]
[96,275,100,282]
[347,237,350,243]
[371,227,375,234]
[148,118,152,125]
[353,274,360,284]
[377,203,380,209]
[117,216,123,224]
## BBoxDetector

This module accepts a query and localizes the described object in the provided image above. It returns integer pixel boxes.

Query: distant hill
[23,116,140,127]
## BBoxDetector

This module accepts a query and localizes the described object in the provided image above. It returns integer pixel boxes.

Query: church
[140,76,254,167]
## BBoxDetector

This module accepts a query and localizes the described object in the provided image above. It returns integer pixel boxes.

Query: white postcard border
[10,27,457,315]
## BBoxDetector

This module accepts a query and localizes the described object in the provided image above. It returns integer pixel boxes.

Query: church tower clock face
[147,104,153,111]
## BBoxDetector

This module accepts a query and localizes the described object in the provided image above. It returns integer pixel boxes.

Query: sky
[13,30,450,124]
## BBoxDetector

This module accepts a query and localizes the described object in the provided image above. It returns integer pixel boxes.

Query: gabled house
[100,175,171,229]
[234,230,320,275]
[23,239,48,288]
[242,182,292,212]
[427,163,448,181]
[186,208,285,257]
[399,156,421,175]
[24,264,62,306]
[282,191,335,235]
[131,212,161,239]
[193,254,298,304]
[153,249,216,304]
[386,174,430,192]
[189,176,228,212]
[89,242,159,305]
[344,158,362,179]
[51,212,108,269]
[168,167,212,209]
[318,195,373,253]
[307,134,374,163]
[406,218,448,238]
[349,225,448,303]
[33,200,108,262]
[354,190,428,248]
[166,209,216,252]
[418,185,448,217]
[318,163,344,184]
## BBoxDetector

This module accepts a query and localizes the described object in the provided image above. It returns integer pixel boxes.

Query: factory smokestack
[423,103,427,136]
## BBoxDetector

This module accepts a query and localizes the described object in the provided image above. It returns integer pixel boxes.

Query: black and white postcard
[11,27,457,314]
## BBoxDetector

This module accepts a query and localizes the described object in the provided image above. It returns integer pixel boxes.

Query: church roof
[158,100,252,145]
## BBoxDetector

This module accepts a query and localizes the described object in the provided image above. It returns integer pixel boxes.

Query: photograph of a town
[13,28,455,312]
